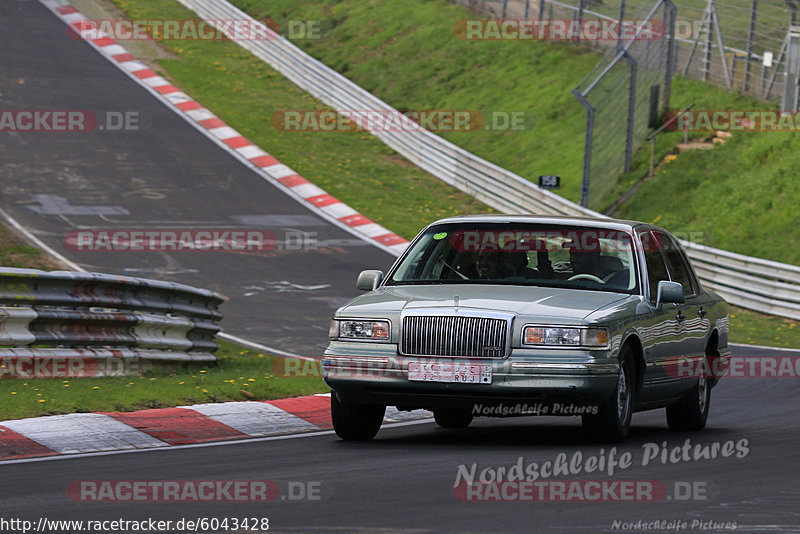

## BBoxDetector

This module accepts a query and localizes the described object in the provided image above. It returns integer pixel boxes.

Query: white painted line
[181,402,319,436]
[730,342,800,353]
[1,413,167,454]
[0,207,84,272]
[217,332,315,360]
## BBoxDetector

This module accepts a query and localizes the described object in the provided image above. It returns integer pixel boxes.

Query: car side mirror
[356,270,384,291]
[656,280,685,309]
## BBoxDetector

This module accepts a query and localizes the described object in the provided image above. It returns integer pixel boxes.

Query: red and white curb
[0,394,431,461]
[38,0,409,257]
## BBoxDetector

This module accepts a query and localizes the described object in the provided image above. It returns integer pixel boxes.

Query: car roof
[424,214,661,233]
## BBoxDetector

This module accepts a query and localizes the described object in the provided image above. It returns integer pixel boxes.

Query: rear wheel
[331,393,385,441]
[433,407,474,429]
[666,364,711,431]
[582,345,635,442]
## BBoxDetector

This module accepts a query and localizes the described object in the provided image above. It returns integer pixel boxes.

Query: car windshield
[386,223,639,294]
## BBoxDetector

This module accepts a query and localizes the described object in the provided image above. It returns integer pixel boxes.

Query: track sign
[538,175,560,190]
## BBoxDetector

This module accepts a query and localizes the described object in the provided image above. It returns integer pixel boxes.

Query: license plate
[407,361,492,384]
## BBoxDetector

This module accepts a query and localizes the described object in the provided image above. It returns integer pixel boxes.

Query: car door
[659,233,712,387]
[636,230,689,403]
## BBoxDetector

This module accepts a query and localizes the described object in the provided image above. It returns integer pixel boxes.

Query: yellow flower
[150,378,156,381]
[38,399,45,403]
[11,392,16,395]
[248,378,255,382]
[93,386,99,390]
[202,389,208,393]
[64,384,69,387]
[199,370,207,373]
[179,381,185,385]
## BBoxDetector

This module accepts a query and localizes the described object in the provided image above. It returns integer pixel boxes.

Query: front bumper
[322,344,619,412]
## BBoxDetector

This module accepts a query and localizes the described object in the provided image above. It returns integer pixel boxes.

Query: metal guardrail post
[539,0,545,20]
[572,89,594,207]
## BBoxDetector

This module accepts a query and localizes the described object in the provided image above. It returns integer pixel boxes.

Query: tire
[331,393,385,441]
[433,407,474,429]
[582,345,635,442]
[666,366,711,431]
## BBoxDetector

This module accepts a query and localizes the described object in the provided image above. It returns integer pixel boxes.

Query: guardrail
[0,268,223,378]
[176,0,800,321]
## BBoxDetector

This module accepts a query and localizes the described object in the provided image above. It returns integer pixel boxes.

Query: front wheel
[331,393,385,441]
[433,407,474,429]
[666,372,710,431]
[582,346,635,442]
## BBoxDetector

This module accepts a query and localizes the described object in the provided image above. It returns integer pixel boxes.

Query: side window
[639,231,669,302]
[659,233,696,297]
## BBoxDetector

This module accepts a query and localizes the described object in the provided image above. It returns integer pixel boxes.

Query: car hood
[338,284,632,322]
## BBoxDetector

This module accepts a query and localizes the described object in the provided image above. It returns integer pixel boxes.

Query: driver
[475,250,508,279]
[565,235,611,280]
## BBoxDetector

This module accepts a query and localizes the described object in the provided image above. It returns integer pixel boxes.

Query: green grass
[729,306,800,349]
[217,0,797,265]
[0,340,327,421]
[0,225,61,271]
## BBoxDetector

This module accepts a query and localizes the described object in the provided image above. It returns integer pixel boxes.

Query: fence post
[572,90,594,208]
[664,0,676,113]
[539,0,545,20]
[783,25,800,112]
[524,0,530,19]
[623,51,637,173]
[703,0,714,81]
[617,0,627,50]
[745,0,758,93]
[502,0,508,18]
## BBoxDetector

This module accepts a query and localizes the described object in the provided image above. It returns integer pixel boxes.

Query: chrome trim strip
[511,362,619,372]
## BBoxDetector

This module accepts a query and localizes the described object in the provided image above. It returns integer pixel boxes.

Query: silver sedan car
[323,215,730,442]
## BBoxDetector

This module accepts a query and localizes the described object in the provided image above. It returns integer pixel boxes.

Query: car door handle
[676,311,686,322]
[698,307,707,318]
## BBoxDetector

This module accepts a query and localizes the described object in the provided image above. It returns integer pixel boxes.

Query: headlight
[330,319,390,341]
[523,326,608,348]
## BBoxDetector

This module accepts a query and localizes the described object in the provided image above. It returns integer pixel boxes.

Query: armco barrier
[0,268,223,377]
[174,0,800,321]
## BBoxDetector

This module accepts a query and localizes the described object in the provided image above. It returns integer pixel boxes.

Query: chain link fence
[449,0,800,210]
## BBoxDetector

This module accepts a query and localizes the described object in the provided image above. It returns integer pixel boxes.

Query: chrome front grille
[401,315,509,358]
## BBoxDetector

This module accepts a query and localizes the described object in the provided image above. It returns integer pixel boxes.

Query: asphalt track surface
[2,2,800,533]
[0,0,397,356]
[2,350,800,533]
